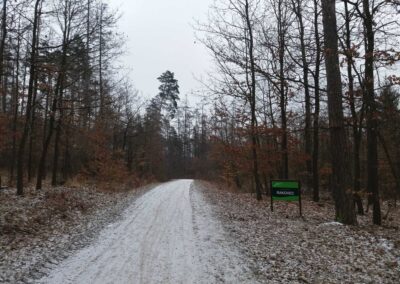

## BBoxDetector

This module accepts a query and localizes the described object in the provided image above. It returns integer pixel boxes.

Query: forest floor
[0,181,156,283]
[1,180,399,283]
[197,181,400,283]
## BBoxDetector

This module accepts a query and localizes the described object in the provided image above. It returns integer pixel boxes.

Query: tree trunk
[321,0,356,224]
[245,0,262,200]
[99,3,104,120]
[344,1,364,215]
[378,132,400,199]
[51,114,63,186]
[52,77,67,186]
[293,0,312,187]
[63,129,71,181]
[27,70,39,181]
[363,0,381,225]
[16,0,41,196]
[83,0,92,128]
[278,1,289,179]
[0,0,7,113]
[9,18,21,186]
[312,0,321,202]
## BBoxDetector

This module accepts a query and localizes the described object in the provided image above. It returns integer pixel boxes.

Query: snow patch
[318,221,344,227]
[378,238,394,252]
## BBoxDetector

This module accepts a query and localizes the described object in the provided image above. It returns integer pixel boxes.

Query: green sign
[270,180,302,215]
[271,181,300,201]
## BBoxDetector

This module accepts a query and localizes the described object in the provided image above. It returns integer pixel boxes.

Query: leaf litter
[196,181,400,284]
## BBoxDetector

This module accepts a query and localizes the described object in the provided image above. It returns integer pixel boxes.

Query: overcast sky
[109,0,214,103]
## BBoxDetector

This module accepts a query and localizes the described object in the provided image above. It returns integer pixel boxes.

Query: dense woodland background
[0,0,399,226]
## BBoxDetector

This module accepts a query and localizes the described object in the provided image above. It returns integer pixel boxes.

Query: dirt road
[40,180,258,284]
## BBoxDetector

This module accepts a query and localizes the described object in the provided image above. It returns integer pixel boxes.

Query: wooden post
[299,181,302,217]
[270,180,274,212]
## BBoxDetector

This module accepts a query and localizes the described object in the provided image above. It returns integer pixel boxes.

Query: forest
[0,0,400,229]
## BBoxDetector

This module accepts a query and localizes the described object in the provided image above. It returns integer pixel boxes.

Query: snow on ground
[3,180,400,283]
[197,181,400,284]
[0,183,154,283]
[39,179,259,284]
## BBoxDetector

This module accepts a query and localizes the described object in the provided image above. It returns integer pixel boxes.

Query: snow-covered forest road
[40,180,257,284]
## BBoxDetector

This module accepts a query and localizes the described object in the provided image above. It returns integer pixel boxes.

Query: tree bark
[0,0,7,113]
[363,0,381,225]
[99,3,104,120]
[312,0,321,202]
[28,63,40,181]
[278,0,289,179]
[321,0,356,224]
[51,111,63,186]
[9,18,21,186]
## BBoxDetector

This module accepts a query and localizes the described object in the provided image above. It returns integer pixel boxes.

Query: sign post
[270,180,302,216]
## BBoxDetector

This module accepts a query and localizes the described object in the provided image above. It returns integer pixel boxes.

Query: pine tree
[157,70,180,118]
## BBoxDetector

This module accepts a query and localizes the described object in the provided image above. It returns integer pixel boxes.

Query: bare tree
[321,0,356,224]
[290,0,312,186]
[244,0,262,200]
[197,0,263,199]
